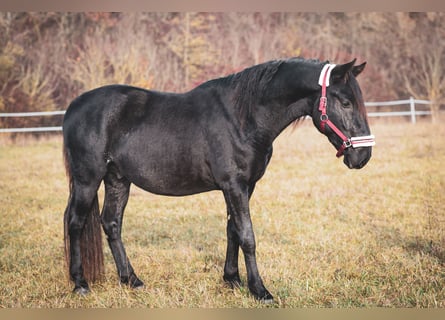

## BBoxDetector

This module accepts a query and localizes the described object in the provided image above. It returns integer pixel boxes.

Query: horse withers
[63,58,374,303]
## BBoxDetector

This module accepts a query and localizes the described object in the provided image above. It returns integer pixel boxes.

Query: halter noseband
[318,64,375,157]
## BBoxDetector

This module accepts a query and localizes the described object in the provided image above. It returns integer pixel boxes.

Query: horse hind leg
[101,164,144,289]
[64,180,104,295]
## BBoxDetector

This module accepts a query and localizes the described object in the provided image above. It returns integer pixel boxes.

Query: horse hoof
[124,274,145,289]
[223,274,242,289]
[256,290,274,304]
[260,296,275,304]
[73,286,90,296]
[133,283,145,290]
[131,279,145,289]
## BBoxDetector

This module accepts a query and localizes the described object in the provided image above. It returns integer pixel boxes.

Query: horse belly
[115,140,216,196]
[130,165,216,196]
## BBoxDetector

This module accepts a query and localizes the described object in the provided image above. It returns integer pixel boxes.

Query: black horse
[63,57,374,303]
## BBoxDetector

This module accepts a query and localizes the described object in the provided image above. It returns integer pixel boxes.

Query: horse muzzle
[343,146,373,169]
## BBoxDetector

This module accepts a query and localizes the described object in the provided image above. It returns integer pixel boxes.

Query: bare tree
[1,12,443,127]
[400,13,445,122]
[358,12,445,121]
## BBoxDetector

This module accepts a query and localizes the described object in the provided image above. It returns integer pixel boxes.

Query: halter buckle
[343,139,352,148]
[319,97,327,108]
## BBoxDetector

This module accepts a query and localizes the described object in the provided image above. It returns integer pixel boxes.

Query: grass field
[0,121,444,307]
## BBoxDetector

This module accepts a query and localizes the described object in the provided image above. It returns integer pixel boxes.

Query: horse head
[312,59,374,169]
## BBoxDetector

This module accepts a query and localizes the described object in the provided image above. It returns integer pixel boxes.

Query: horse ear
[331,59,356,84]
[352,62,366,77]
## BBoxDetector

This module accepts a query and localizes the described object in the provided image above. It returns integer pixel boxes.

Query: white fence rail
[365,97,431,124]
[0,97,433,133]
[0,110,65,133]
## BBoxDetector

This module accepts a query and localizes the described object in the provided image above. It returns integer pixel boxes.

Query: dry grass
[0,121,444,307]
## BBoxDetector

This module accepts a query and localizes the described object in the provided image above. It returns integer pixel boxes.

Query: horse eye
[341,100,351,108]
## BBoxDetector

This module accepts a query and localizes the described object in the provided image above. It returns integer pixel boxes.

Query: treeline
[0,12,444,128]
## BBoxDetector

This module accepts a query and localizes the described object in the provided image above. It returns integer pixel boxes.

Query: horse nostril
[355,150,372,169]
[360,151,372,168]
[344,155,354,169]
[344,148,371,169]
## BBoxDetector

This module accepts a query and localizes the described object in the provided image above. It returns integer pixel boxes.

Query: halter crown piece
[318,64,376,157]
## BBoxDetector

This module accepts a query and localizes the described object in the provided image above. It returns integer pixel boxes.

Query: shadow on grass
[404,237,445,266]
[370,223,445,266]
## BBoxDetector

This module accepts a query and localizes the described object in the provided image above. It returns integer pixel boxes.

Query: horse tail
[63,143,104,283]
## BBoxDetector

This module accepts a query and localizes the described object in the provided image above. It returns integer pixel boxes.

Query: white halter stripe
[351,135,376,148]
[318,64,336,87]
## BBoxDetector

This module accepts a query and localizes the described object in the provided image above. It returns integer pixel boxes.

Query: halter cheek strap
[318,64,375,157]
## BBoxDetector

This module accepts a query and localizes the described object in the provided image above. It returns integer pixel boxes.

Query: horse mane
[228,60,284,124]
[225,58,326,125]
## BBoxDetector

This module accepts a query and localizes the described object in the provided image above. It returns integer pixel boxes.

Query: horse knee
[102,219,120,240]
[230,219,256,254]
[238,233,256,253]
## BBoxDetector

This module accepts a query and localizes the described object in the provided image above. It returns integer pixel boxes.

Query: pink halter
[318,64,375,157]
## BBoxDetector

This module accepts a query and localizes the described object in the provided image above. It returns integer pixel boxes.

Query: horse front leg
[223,211,242,288]
[223,183,257,288]
[222,183,273,303]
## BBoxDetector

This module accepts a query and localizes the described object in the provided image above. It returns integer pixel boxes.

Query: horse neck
[251,62,321,144]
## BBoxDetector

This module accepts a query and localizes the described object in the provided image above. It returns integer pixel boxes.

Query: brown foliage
[0,12,443,128]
